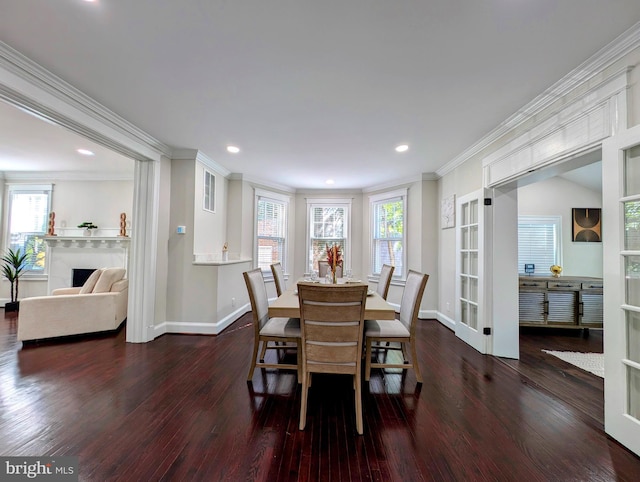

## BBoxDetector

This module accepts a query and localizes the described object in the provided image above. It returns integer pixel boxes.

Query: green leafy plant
[77,222,98,229]
[2,248,29,303]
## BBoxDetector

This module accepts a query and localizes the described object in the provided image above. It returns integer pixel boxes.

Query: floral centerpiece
[325,243,343,284]
[550,265,562,278]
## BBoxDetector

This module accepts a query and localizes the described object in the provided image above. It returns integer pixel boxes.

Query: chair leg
[401,342,409,364]
[247,337,260,382]
[259,339,268,363]
[365,338,373,381]
[410,339,423,384]
[355,374,363,435]
[299,372,309,430]
[297,339,302,383]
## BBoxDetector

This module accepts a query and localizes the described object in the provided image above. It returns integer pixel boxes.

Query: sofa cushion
[78,269,104,294]
[93,268,126,293]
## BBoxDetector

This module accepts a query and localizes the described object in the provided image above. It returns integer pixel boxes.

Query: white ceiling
[1,1,639,189]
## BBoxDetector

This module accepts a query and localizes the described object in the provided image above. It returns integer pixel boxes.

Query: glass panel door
[455,189,489,354]
[602,127,640,457]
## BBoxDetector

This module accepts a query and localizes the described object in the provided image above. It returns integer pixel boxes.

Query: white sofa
[17,268,128,342]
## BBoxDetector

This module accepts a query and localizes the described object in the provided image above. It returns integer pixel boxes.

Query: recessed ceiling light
[395,144,409,153]
[77,149,95,156]
[326,179,335,185]
[226,145,240,153]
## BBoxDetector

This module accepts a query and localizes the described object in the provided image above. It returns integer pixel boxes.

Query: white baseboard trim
[435,311,456,331]
[418,309,437,319]
[152,303,251,338]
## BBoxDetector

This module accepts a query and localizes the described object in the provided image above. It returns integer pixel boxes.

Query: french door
[602,124,640,456]
[455,189,490,354]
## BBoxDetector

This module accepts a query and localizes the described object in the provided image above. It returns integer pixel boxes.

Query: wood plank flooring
[1,312,639,481]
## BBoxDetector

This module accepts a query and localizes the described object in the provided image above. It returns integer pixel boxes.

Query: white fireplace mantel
[44,236,131,249]
[44,236,131,293]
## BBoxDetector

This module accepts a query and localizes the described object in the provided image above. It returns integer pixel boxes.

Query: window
[518,215,562,275]
[203,169,215,212]
[255,190,289,272]
[6,184,52,274]
[370,189,406,277]
[307,199,351,272]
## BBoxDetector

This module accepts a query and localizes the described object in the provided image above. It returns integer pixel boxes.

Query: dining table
[268,279,396,320]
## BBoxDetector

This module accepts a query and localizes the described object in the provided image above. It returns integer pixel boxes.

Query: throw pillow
[79,269,104,294]
[93,268,126,293]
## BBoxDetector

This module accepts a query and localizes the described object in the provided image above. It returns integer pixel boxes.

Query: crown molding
[436,21,640,178]
[361,173,429,193]
[1,171,135,182]
[172,149,231,177]
[228,172,297,194]
[0,40,173,161]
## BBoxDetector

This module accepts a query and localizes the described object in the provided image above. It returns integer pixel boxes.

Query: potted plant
[78,221,98,236]
[2,248,29,312]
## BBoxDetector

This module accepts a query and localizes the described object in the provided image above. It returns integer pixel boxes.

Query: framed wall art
[441,194,455,229]
[572,208,601,242]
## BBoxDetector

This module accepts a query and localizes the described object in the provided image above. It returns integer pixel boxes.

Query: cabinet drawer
[547,281,581,290]
[581,282,603,290]
[519,280,547,288]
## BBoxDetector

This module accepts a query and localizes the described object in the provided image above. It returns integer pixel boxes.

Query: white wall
[518,176,603,278]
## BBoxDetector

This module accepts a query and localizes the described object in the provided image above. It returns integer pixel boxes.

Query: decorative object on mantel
[325,243,343,284]
[550,265,563,278]
[118,212,128,237]
[78,221,98,237]
[2,248,28,312]
[47,212,57,236]
[222,242,229,262]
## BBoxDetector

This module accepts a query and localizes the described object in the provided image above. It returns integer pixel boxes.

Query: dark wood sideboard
[519,276,603,329]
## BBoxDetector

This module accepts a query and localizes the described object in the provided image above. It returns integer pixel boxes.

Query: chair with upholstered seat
[243,268,301,382]
[270,262,286,297]
[376,264,395,300]
[298,282,368,434]
[317,260,343,279]
[364,270,429,384]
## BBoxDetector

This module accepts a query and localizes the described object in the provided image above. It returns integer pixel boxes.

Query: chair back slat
[243,268,270,331]
[270,262,286,297]
[376,264,395,300]
[298,284,367,372]
[399,270,429,332]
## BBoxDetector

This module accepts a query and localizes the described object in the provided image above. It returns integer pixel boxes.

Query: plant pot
[83,229,92,237]
[5,301,19,312]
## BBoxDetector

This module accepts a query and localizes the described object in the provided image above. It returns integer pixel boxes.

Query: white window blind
[256,193,288,272]
[518,216,561,275]
[371,191,405,277]
[7,184,52,274]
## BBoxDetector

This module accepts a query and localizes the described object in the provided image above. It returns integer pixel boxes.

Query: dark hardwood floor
[1,311,639,481]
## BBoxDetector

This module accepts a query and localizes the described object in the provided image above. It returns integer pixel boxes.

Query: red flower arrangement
[325,243,343,283]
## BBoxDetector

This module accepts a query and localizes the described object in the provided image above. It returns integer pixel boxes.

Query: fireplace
[44,236,130,293]
[72,268,97,287]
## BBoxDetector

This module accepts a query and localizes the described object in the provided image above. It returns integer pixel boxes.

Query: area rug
[541,350,604,378]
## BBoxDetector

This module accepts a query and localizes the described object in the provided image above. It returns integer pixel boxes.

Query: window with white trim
[518,215,562,275]
[306,199,351,273]
[370,189,406,277]
[6,184,52,274]
[203,169,215,213]
[255,190,289,272]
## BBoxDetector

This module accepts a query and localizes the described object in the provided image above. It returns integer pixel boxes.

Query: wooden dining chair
[317,260,343,279]
[243,268,301,382]
[364,270,429,384]
[270,262,286,297]
[297,282,368,434]
[376,264,395,300]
